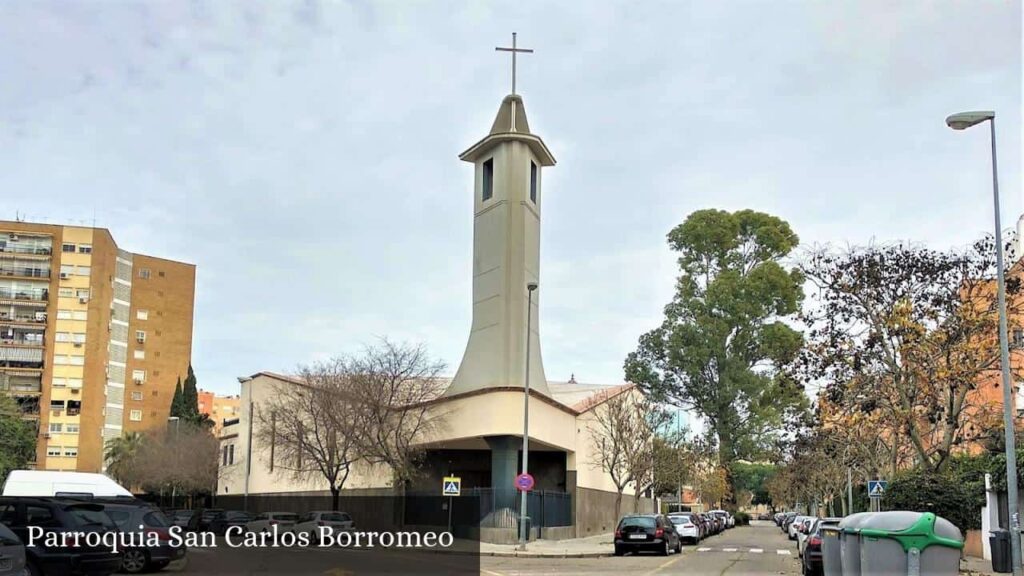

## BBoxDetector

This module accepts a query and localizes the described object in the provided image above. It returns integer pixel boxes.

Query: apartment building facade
[0,221,195,472]
[197,389,240,434]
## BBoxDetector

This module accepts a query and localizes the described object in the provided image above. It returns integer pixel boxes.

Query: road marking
[698,547,712,552]
[724,547,737,552]
[777,549,792,555]
[480,570,505,576]
[750,548,763,553]
[640,554,683,576]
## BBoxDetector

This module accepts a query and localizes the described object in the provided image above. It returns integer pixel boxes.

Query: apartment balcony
[0,337,44,349]
[0,247,52,260]
[0,374,41,395]
[0,266,50,280]
[0,288,48,305]
[15,396,39,419]
[0,310,47,324]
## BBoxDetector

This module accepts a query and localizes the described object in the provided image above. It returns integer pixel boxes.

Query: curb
[415,548,612,558]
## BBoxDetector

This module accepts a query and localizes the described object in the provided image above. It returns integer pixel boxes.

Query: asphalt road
[481,522,802,576]
[165,521,800,575]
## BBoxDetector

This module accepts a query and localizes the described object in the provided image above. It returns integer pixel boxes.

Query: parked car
[209,511,252,535]
[802,517,840,576]
[100,501,186,573]
[709,510,733,529]
[788,515,811,540]
[758,513,772,521]
[0,497,122,576]
[170,510,195,529]
[614,515,682,556]
[291,511,355,543]
[667,513,702,543]
[2,471,132,498]
[795,517,815,556]
[782,512,799,533]
[0,522,26,576]
[198,509,225,531]
[245,512,299,534]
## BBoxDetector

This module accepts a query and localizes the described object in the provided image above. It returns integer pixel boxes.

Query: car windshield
[174,511,194,519]
[69,506,118,529]
[144,511,170,527]
[0,523,19,546]
[226,512,250,520]
[273,513,298,522]
[620,516,656,529]
[669,515,693,524]
[319,512,347,522]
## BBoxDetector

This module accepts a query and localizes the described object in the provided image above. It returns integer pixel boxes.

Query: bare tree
[345,339,448,488]
[254,360,362,511]
[588,390,657,517]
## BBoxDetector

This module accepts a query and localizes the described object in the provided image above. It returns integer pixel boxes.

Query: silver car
[290,511,356,543]
[0,523,26,576]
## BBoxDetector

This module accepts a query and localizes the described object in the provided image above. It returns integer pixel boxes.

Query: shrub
[883,467,982,532]
[734,511,750,526]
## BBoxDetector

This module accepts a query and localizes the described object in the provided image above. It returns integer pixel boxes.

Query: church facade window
[482,158,494,201]
[530,161,538,203]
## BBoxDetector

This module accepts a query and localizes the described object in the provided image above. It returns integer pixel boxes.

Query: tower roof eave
[459,133,556,166]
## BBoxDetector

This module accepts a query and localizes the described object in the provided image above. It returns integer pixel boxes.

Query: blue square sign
[868,480,888,497]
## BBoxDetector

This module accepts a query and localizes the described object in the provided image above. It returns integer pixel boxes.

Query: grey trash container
[858,511,963,576]
[990,530,1011,574]
[820,524,842,576]
[839,512,875,576]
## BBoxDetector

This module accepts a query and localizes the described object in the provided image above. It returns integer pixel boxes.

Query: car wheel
[26,560,42,576]
[121,549,149,574]
[660,540,669,556]
[151,560,170,572]
[675,538,682,553]
[310,530,319,546]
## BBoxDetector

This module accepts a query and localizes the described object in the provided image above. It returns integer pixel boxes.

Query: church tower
[444,93,556,398]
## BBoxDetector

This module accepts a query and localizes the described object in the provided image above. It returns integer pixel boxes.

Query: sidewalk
[961,555,998,576]
[433,533,613,558]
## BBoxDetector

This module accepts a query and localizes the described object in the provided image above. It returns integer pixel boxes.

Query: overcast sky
[1,1,1020,396]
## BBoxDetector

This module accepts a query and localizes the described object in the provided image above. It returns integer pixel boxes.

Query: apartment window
[78,244,92,254]
[222,446,228,466]
[72,333,86,344]
[58,288,74,298]
[67,378,82,389]
[131,391,143,401]
[62,244,75,253]
[129,410,142,422]
[133,350,145,360]
[76,289,90,299]
[135,331,146,343]
[59,265,74,277]
[158,271,165,278]
[66,424,79,434]
[76,266,90,277]
[48,423,62,433]
[53,355,67,365]
[1014,328,1024,349]
[136,310,148,321]
[50,400,65,412]
[55,332,71,343]
[132,370,146,383]
[530,161,538,203]
[228,444,235,465]
[138,268,151,280]
[52,377,66,388]
[64,447,78,457]
[47,446,62,457]
[72,311,87,321]
[69,355,84,366]
[482,158,494,201]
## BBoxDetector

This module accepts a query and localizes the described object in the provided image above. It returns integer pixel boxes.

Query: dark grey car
[0,523,25,576]
[101,503,186,573]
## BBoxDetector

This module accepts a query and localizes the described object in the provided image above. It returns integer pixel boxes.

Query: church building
[218,55,651,541]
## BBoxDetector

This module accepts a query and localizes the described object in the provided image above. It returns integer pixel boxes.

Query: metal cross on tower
[495,32,533,95]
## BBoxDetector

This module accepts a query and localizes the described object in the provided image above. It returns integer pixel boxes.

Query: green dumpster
[821,524,842,576]
[858,511,963,576]
[839,512,875,576]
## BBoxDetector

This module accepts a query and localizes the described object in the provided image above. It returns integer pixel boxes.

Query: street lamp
[519,282,538,550]
[947,110,1021,575]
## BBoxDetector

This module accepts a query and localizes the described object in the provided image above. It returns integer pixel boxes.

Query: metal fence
[444,488,571,528]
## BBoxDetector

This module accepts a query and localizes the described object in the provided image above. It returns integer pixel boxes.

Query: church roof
[460,94,556,166]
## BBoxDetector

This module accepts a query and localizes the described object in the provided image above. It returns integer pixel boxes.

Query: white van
[2,470,133,497]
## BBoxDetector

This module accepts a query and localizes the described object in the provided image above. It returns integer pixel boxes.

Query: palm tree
[104,432,144,486]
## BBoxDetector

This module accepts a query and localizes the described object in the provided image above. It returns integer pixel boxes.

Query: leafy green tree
[732,462,776,507]
[0,395,36,484]
[104,431,145,486]
[170,377,185,418]
[884,467,982,532]
[625,209,808,505]
[181,365,200,423]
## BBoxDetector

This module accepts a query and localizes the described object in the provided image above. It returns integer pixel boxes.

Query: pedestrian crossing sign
[868,480,888,497]
[443,476,461,496]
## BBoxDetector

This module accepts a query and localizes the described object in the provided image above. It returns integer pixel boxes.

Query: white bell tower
[445,92,556,398]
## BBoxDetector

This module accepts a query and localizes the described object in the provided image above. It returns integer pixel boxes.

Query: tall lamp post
[519,282,538,550]
[947,110,1021,575]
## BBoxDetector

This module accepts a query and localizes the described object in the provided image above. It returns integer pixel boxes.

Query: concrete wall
[576,486,654,538]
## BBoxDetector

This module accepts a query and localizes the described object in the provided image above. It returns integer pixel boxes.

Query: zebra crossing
[694,547,791,555]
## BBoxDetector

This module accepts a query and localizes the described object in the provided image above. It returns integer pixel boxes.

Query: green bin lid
[858,511,963,552]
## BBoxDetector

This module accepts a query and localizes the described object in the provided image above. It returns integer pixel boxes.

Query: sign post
[867,480,887,512]
[443,476,461,534]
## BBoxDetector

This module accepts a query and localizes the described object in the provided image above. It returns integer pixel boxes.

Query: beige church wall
[571,399,641,496]
[422,390,577,452]
[576,486,655,537]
